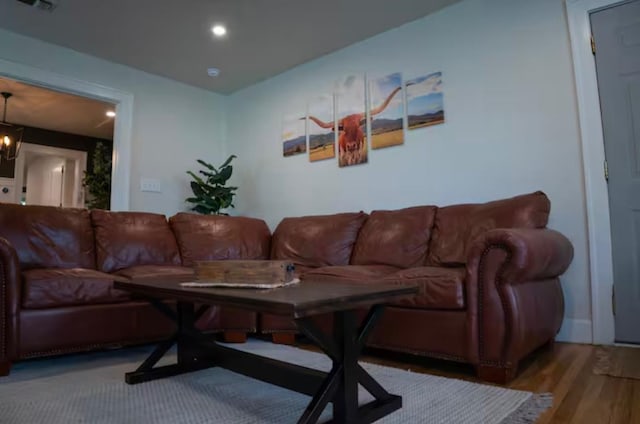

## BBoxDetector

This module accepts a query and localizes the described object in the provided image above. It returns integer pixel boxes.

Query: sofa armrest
[465,228,573,372]
[467,228,574,283]
[0,237,21,367]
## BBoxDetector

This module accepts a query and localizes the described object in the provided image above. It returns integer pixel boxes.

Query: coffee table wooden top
[114,280,418,318]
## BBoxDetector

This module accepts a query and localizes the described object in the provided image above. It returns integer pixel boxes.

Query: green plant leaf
[186,155,237,215]
[218,166,232,182]
[219,154,237,168]
[193,205,210,214]
[197,159,218,172]
[206,173,226,185]
[190,181,209,198]
[199,170,217,178]
[82,141,112,210]
[187,171,207,185]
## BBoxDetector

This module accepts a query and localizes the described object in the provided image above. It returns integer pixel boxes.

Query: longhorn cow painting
[284,70,444,166]
[333,74,367,167]
[369,72,404,149]
[282,111,307,157]
[307,95,335,162]
[406,72,445,130]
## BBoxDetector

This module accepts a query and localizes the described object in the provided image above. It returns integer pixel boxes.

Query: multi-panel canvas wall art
[307,95,336,162]
[406,72,445,130]
[282,70,445,165]
[282,112,307,157]
[369,72,404,149]
[335,74,367,167]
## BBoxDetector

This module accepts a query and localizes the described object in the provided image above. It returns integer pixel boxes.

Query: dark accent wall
[0,125,113,179]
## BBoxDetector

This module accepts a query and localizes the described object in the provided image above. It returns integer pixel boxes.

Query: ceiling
[0,76,115,139]
[0,0,462,94]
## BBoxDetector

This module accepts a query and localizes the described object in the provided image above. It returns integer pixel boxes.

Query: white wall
[0,28,227,217]
[227,0,591,335]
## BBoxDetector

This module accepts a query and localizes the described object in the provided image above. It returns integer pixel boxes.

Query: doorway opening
[566,0,640,345]
[0,75,114,209]
[0,57,132,211]
[14,143,87,208]
[589,0,640,345]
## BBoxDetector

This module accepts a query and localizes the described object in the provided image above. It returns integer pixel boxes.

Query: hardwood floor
[296,341,640,423]
[505,344,639,424]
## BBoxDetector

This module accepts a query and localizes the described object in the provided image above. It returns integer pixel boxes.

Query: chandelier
[0,92,24,162]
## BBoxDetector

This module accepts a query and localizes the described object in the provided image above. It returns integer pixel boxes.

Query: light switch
[140,177,162,193]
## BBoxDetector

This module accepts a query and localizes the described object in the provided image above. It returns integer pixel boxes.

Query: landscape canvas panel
[335,74,368,167]
[282,112,307,157]
[369,72,404,149]
[307,95,336,162]
[406,72,445,130]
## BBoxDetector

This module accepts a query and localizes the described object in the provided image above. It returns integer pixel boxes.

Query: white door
[26,155,65,207]
[591,0,640,344]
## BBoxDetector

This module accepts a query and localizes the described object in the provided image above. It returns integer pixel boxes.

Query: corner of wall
[556,318,593,344]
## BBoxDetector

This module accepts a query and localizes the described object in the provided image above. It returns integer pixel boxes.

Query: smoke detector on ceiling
[16,0,58,12]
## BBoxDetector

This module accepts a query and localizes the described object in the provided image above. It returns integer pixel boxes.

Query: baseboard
[556,318,592,344]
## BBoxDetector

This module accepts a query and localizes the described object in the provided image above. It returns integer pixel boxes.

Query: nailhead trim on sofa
[477,245,514,368]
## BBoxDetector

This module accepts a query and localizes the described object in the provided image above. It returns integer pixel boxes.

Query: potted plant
[82,141,111,210]
[186,155,237,215]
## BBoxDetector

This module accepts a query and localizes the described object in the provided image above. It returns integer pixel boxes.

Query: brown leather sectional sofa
[0,206,269,377]
[263,191,573,383]
[0,191,573,383]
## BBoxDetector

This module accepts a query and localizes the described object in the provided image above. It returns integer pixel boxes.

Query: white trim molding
[557,319,594,344]
[565,0,629,345]
[0,58,133,211]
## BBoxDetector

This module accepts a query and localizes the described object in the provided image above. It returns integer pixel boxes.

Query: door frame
[566,0,638,344]
[0,58,132,211]
[14,143,88,208]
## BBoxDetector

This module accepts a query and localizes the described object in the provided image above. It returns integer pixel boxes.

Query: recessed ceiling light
[207,68,220,77]
[106,111,116,118]
[212,25,227,37]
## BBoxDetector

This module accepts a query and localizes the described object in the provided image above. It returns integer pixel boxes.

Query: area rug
[0,340,551,423]
[593,346,640,380]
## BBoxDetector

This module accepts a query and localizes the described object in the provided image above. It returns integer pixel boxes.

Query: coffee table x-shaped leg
[125,301,401,424]
[295,306,402,423]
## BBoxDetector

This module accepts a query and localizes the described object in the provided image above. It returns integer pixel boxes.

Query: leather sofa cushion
[303,265,465,310]
[302,265,401,282]
[169,213,271,267]
[22,268,130,309]
[271,212,368,268]
[91,210,182,273]
[114,265,195,282]
[427,191,550,266]
[351,206,437,268]
[384,267,465,310]
[0,203,95,270]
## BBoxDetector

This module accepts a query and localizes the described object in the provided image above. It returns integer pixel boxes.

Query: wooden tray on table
[181,260,298,289]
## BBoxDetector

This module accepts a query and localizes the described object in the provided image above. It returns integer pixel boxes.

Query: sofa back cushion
[271,212,368,269]
[0,204,95,270]
[351,206,437,268]
[169,213,271,267]
[91,210,181,273]
[427,191,550,266]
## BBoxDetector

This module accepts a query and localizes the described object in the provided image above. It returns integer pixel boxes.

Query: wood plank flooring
[296,341,640,423]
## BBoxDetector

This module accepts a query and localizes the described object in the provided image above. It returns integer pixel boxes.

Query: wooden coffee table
[114,279,418,424]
